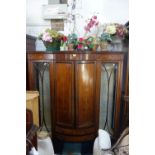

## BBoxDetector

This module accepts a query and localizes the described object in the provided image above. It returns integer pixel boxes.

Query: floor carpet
[52,139,94,155]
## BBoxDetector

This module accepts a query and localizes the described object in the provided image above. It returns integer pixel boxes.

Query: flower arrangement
[67,33,78,50]
[76,37,85,50]
[83,15,100,50]
[67,35,99,51]
[60,35,68,46]
[83,36,94,49]
[103,23,128,40]
[67,33,78,44]
[61,36,68,44]
[39,28,64,51]
[38,19,128,52]
[67,35,87,50]
[59,35,68,51]
[82,36,100,51]
[100,23,128,51]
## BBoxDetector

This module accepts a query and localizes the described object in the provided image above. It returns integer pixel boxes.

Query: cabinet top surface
[27,51,127,54]
[26,51,127,61]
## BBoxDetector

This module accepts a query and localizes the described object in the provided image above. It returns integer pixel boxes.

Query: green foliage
[85,36,95,49]
[100,33,112,42]
[67,33,78,44]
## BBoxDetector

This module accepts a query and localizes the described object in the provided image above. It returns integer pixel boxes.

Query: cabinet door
[52,61,74,128]
[75,61,97,128]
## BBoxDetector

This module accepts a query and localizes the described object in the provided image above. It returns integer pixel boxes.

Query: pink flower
[93,16,97,19]
[42,32,52,42]
[79,37,84,42]
[88,22,93,28]
[84,15,99,33]
[95,21,99,26]
[91,20,96,25]
[84,26,90,32]
[77,44,83,49]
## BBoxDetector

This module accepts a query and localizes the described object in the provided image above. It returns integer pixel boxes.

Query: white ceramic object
[38,136,55,155]
[29,147,39,155]
[98,129,111,150]
[93,129,112,155]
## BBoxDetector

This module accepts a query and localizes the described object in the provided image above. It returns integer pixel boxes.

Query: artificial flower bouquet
[66,34,86,50]
[39,28,64,51]
[38,18,128,52]
[66,33,78,50]
[83,15,100,51]
[103,23,128,40]
[101,23,128,51]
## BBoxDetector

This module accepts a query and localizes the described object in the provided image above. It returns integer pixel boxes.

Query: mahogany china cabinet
[27,51,126,142]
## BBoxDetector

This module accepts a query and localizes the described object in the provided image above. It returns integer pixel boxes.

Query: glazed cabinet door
[97,61,124,138]
[51,61,74,128]
[75,61,97,129]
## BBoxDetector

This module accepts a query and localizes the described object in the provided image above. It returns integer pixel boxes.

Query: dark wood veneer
[27,51,126,141]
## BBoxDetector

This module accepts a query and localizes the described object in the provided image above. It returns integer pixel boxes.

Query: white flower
[105,25,116,35]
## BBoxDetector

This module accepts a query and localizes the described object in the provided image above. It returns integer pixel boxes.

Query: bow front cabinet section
[27,52,125,142]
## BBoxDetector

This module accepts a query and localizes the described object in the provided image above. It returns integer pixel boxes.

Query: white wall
[48,0,60,4]
[102,0,129,23]
[26,0,50,36]
[26,0,128,50]
[26,0,50,50]
[75,0,129,37]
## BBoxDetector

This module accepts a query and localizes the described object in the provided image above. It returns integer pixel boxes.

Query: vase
[44,41,60,52]
[92,44,99,52]
[100,41,108,50]
[46,46,60,52]
[111,36,123,51]
[68,43,74,51]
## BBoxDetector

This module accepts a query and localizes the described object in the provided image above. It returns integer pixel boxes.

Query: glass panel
[99,63,118,136]
[33,62,51,133]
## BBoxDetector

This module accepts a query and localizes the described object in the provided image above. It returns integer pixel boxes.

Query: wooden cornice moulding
[27,51,126,61]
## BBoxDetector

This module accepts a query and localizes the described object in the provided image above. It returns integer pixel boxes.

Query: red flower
[79,37,84,42]
[63,36,68,42]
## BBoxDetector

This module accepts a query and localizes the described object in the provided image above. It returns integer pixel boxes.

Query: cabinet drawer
[55,53,96,61]
[56,54,82,60]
